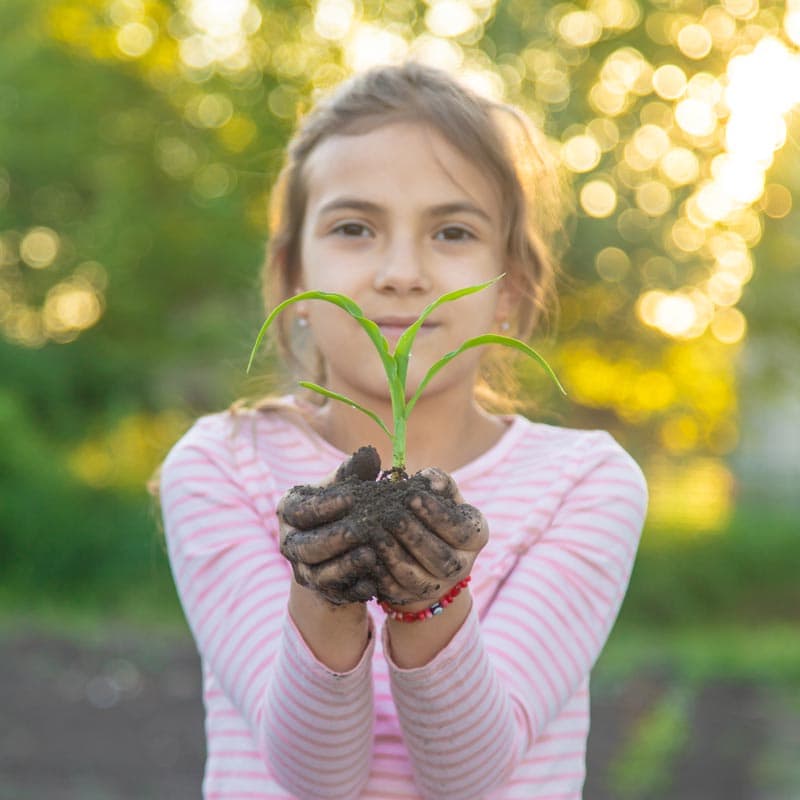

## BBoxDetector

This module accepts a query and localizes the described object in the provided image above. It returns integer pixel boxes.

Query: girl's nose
[372,238,431,294]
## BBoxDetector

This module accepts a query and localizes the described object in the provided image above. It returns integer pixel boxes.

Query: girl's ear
[294,297,309,318]
[494,271,519,328]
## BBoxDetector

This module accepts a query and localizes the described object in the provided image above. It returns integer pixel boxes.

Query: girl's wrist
[378,576,471,622]
[289,582,371,672]
[381,584,472,668]
[290,581,369,620]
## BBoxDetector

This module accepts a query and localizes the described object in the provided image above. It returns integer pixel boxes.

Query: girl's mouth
[375,318,440,342]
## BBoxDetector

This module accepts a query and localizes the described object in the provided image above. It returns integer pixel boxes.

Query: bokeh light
[426,1,479,39]
[345,23,409,72]
[9,0,800,539]
[314,0,356,41]
[562,134,602,172]
[20,227,60,269]
[580,179,618,217]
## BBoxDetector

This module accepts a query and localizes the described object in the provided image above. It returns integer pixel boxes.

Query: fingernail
[407,496,423,511]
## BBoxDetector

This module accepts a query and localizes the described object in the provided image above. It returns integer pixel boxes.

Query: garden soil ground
[1,627,798,799]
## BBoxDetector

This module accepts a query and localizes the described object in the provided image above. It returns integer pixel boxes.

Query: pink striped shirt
[160,405,647,799]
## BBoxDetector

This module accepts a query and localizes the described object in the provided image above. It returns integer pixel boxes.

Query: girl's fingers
[372,565,410,606]
[278,448,380,529]
[381,512,466,579]
[371,530,444,600]
[281,520,370,565]
[279,485,354,529]
[292,545,378,600]
[406,491,489,550]
[417,467,461,501]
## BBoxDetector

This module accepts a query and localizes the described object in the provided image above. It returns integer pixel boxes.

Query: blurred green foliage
[1,0,799,626]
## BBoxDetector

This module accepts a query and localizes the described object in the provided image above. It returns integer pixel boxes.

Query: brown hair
[260,60,565,408]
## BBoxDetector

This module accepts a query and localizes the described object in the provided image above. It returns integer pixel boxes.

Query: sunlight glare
[685,37,800,226]
[654,293,698,337]
[458,68,505,102]
[675,98,717,137]
[710,154,765,204]
[787,9,800,45]
[426,0,479,38]
[637,290,715,339]
[346,24,409,72]
[189,0,251,37]
[409,35,464,71]
[314,0,356,41]
[181,0,258,69]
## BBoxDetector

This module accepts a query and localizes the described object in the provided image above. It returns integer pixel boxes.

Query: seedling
[247,276,565,478]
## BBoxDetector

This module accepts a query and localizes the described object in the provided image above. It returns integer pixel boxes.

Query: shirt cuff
[284,610,376,683]
[383,599,480,684]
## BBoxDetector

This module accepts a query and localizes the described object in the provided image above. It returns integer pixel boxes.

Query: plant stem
[391,413,407,475]
[386,373,408,473]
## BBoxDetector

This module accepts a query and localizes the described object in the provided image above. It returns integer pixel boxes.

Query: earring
[296,316,309,328]
[500,321,510,332]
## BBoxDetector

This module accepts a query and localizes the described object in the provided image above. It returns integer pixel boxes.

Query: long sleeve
[159,410,645,799]
[159,414,375,800]
[385,429,647,799]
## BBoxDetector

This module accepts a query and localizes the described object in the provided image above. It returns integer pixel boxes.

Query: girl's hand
[278,448,382,605]
[372,468,488,606]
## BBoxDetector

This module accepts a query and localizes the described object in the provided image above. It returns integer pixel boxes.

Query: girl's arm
[384,432,648,799]
[159,417,375,800]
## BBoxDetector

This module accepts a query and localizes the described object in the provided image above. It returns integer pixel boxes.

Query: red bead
[379,575,472,622]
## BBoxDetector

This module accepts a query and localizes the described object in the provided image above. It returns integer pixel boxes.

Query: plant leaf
[406,333,566,416]
[298,381,392,438]
[246,290,394,377]
[393,275,505,386]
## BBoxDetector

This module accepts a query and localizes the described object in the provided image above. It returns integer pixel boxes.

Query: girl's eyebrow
[317,197,492,223]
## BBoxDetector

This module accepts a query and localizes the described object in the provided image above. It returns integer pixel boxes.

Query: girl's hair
[259,61,566,410]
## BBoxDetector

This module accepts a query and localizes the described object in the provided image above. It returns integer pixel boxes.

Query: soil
[284,446,472,605]
[2,627,798,800]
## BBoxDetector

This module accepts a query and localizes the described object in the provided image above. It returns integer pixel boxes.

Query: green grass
[596,623,800,686]
[620,500,800,627]
[608,685,692,799]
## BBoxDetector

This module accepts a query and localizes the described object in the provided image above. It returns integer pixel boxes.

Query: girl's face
[297,121,512,406]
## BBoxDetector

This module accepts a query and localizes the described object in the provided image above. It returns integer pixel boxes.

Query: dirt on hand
[283,446,469,606]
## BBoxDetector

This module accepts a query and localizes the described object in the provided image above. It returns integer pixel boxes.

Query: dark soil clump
[283,446,466,605]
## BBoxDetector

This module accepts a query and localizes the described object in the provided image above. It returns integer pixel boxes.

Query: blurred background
[1,0,799,797]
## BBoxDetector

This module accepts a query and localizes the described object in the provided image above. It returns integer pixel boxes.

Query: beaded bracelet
[378,576,471,622]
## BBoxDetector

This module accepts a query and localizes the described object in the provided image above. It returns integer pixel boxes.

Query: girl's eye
[435,226,475,242]
[332,222,372,238]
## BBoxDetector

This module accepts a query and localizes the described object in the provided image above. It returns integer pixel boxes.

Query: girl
[159,61,648,800]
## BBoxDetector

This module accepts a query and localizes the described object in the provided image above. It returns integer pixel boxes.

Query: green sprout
[247,276,565,478]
